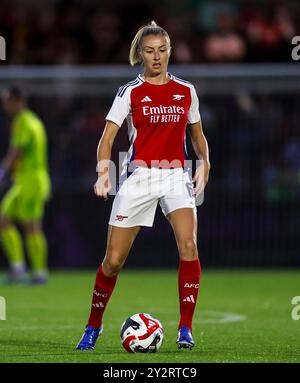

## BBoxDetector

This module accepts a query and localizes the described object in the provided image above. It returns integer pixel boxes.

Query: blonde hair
[129,21,170,66]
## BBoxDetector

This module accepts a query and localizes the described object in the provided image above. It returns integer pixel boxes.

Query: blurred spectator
[241,3,296,62]
[204,13,246,62]
[88,11,121,64]
[172,40,192,63]
[194,0,237,33]
[164,16,193,63]
[0,0,299,64]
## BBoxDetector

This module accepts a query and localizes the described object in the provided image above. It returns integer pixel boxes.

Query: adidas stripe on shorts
[109,166,196,228]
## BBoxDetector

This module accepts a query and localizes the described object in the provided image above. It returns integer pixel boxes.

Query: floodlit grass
[0,269,299,363]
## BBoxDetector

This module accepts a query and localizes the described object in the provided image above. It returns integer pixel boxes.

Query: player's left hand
[192,160,211,197]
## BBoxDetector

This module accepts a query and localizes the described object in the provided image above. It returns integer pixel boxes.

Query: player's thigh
[104,225,141,263]
[167,208,198,246]
[18,193,46,222]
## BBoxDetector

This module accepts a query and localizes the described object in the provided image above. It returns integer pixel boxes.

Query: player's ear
[168,46,172,59]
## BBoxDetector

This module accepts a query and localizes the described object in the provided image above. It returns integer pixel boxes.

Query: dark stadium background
[0,0,299,270]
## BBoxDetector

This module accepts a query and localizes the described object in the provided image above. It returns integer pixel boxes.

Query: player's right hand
[94,173,112,201]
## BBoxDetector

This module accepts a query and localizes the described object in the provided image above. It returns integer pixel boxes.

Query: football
[120,313,164,353]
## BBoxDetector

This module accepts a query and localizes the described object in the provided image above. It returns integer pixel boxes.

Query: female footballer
[76,21,210,350]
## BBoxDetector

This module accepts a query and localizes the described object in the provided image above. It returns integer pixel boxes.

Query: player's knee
[22,221,42,235]
[0,215,12,231]
[103,251,125,276]
[178,238,198,260]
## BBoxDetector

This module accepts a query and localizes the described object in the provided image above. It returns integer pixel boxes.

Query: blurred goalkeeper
[0,86,51,284]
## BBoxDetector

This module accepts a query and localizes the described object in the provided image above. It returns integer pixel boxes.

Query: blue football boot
[31,272,48,285]
[1,269,29,285]
[176,326,195,350]
[76,325,103,350]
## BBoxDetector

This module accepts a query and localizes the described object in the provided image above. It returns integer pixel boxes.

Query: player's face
[1,92,17,115]
[140,34,171,76]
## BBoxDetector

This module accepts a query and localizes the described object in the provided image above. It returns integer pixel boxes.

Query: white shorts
[109,167,196,227]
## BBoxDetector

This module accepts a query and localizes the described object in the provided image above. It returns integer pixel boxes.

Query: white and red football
[120,313,164,353]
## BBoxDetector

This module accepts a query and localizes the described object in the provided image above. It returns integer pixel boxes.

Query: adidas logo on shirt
[183,295,195,303]
[141,96,152,102]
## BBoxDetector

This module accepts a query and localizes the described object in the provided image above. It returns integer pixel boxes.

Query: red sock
[178,258,201,331]
[87,264,118,328]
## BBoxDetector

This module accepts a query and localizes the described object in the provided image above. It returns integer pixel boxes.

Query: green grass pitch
[0,269,299,363]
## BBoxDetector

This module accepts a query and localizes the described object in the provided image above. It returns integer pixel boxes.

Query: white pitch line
[166,311,247,325]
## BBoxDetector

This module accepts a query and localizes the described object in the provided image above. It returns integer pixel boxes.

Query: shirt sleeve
[10,117,31,148]
[105,86,131,128]
[187,85,201,124]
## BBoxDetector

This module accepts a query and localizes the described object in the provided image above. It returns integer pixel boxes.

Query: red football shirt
[105,73,200,171]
